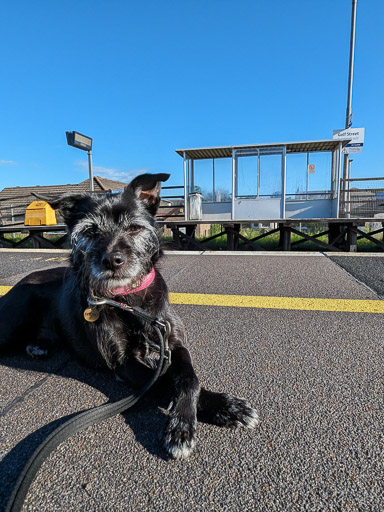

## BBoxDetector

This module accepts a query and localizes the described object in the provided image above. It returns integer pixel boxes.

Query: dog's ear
[32,192,92,228]
[124,173,170,215]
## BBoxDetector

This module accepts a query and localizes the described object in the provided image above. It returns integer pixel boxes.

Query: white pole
[183,152,188,221]
[346,0,357,129]
[282,147,286,218]
[232,150,236,220]
[88,150,94,192]
[342,0,357,214]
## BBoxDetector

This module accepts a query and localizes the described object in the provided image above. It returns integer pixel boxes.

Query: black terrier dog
[0,173,258,459]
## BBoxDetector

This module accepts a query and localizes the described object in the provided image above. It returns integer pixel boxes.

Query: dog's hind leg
[25,313,56,359]
[0,286,35,350]
[0,282,55,357]
[163,345,200,460]
[197,388,259,429]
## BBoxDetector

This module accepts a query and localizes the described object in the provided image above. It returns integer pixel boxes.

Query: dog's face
[39,173,169,297]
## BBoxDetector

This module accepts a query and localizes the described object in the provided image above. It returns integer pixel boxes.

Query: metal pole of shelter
[282,147,286,218]
[337,142,343,218]
[183,152,188,221]
[306,152,309,201]
[231,150,236,220]
[343,0,357,217]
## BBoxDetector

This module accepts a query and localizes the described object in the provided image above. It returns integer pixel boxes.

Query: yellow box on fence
[24,201,57,226]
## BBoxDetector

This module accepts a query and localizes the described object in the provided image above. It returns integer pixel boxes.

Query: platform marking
[169,292,384,314]
[0,286,382,313]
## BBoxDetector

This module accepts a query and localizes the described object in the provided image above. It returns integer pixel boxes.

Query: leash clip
[87,296,134,313]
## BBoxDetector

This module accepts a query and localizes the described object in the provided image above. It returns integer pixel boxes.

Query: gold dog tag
[84,308,99,322]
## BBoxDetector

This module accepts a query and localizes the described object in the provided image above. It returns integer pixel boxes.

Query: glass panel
[188,158,233,203]
[237,154,258,197]
[236,149,282,198]
[286,151,332,199]
[308,152,331,193]
[190,159,213,201]
[286,153,307,197]
[259,154,282,198]
[213,158,232,202]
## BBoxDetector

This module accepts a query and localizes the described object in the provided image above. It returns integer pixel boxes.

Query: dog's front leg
[163,344,200,460]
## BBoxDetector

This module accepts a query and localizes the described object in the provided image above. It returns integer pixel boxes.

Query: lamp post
[345,0,357,130]
[342,0,357,214]
[66,131,94,191]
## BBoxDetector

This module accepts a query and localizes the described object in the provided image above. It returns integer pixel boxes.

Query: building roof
[0,176,180,225]
[175,139,351,160]
[0,176,128,201]
[0,177,130,224]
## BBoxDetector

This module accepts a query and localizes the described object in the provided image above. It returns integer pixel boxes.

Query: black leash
[6,302,171,512]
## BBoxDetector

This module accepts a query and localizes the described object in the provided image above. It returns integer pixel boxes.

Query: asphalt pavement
[0,249,383,511]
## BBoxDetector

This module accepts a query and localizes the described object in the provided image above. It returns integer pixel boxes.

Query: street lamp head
[66,131,92,152]
[65,131,94,192]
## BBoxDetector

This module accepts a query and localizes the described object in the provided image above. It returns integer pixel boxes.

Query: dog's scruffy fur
[0,173,258,459]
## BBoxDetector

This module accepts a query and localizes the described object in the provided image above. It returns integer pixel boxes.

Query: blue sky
[0,0,383,192]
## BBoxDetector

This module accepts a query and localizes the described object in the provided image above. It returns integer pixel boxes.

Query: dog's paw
[210,394,260,429]
[163,415,197,460]
[26,344,49,359]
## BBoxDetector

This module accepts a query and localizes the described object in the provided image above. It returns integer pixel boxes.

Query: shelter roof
[175,139,350,160]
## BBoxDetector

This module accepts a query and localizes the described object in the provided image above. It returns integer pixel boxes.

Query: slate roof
[0,177,128,225]
[0,176,127,200]
[0,177,183,225]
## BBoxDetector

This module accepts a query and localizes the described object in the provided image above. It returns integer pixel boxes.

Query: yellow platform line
[1,286,382,314]
[0,286,12,296]
[169,292,384,314]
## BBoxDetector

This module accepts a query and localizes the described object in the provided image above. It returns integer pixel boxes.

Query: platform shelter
[176,139,349,221]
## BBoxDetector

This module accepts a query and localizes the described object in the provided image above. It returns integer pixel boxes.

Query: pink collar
[111,267,156,296]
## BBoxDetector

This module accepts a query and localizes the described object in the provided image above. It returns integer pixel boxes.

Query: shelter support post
[225,224,240,251]
[279,223,291,251]
[183,152,188,221]
[347,224,358,252]
[328,223,350,251]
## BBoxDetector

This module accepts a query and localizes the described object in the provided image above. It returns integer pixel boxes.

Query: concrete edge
[1,248,384,257]
[165,251,384,257]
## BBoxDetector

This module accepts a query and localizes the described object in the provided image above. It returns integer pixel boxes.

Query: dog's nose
[102,252,126,270]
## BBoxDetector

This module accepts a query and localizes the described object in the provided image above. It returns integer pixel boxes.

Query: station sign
[333,127,365,154]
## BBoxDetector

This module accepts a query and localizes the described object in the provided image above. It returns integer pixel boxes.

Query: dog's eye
[83,225,98,237]
[128,225,141,233]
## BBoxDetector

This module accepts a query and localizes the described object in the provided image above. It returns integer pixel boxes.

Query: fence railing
[0,195,32,225]
[157,185,185,220]
[339,177,384,218]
